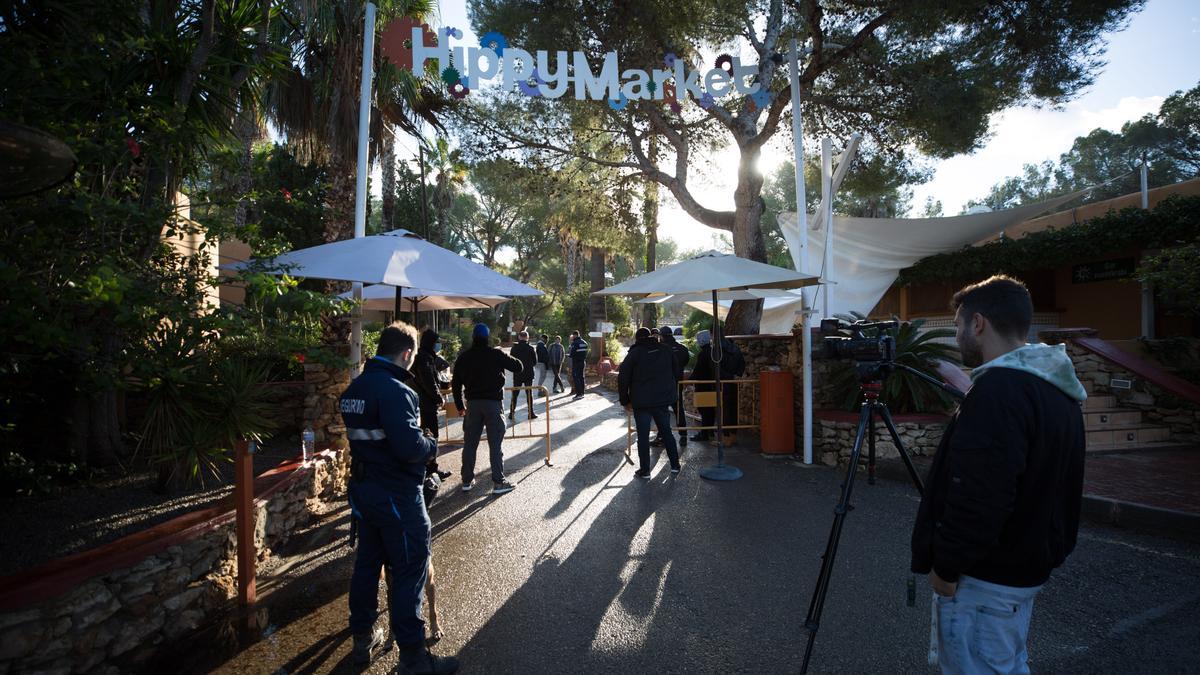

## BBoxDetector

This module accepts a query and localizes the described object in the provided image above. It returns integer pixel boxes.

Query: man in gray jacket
[548,335,566,393]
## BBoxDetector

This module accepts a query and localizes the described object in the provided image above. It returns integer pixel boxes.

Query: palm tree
[266,0,446,250]
[426,136,467,247]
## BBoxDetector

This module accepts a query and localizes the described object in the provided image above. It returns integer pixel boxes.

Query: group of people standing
[337,273,1089,675]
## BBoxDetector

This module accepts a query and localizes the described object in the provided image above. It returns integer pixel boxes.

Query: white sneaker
[461,479,475,492]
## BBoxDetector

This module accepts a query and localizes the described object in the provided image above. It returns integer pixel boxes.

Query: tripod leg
[867,403,877,486]
[876,403,925,496]
[801,402,872,674]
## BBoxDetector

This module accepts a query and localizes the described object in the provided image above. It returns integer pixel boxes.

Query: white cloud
[911,95,1164,215]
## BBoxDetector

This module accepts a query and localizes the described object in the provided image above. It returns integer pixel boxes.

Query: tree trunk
[725,138,770,335]
[381,125,396,231]
[560,231,579,287]
[589,246,606,361]
[322,166,355,344]
[642,136,660,328]
[233,106,260,230]
[86,331,123,467]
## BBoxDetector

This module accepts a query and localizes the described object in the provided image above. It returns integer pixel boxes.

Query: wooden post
[235,439,256,607]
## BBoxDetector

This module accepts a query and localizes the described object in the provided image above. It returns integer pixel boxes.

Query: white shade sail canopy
[340,285,509,312]
[761,190,1090,333]
[596,250,820,298]
[222,229,543,298]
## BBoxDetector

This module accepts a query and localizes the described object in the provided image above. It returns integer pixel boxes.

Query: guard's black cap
[635,327,652,340]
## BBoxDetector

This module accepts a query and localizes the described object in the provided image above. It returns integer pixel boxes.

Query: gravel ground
[0,436,301,577]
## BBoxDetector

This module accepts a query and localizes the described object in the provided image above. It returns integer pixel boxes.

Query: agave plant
[136,345,279,491]
[830,314,961,414]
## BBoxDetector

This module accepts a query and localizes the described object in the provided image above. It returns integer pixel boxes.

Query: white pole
[350,2,377,376]
[821,137,833,318]
[789,39,813,465]
[1140,155,1149,209]
[1140,154,1154,337]
[809,133,861,234]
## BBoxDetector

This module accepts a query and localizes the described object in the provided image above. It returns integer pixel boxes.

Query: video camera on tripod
[817,318,898,383]
[800,317,967,673]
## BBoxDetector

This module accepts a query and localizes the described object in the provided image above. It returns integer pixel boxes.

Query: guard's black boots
[397,644,460,674]
[351,625,386,665]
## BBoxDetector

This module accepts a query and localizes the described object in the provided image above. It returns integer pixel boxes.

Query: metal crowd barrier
[441,386,554,466]
[624,378,760,458]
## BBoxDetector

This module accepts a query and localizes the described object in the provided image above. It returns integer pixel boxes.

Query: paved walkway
[188,382,1200,674]
[1083,448,1200,515]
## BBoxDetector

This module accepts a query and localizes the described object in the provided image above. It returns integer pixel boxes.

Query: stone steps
[1086,425,1171,449]
[1086,440,1189,454]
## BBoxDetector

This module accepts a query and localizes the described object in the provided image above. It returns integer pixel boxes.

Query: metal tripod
[799,365,965,673]
[799,383,925,673]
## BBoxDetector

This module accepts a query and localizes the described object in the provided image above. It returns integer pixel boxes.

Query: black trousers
[509,374,534,415]
[549,363,564,391]
[419,402,439,437]
[697,384,736,434]
[571,360,585,395]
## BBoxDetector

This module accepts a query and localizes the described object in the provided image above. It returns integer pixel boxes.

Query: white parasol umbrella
[596,251,820,481]
[340,285,509,313]
[221,229,542,368]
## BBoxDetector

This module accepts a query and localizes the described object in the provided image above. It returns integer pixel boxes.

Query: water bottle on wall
[302,425,316,464]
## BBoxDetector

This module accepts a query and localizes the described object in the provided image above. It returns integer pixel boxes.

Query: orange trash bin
[760,370,794,454]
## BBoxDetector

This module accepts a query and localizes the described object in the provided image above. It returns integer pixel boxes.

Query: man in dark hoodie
[650,325,690,449]
[452,324,523,495]
[412,329,450,436]
[339,322,459,673]
[568,330,589,399]
[911,276,1086,674]
[618,327,682,479]
[508,330,538,420]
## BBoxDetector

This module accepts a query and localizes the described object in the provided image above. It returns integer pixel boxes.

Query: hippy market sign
[379,19,771,112]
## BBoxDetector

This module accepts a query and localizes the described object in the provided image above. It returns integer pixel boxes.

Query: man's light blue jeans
[936,575,1042,674]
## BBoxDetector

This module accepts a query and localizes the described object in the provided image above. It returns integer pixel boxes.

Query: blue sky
[412,0,1200,250]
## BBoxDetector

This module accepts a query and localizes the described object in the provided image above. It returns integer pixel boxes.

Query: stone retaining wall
[1040,330,1200,445]
[814,412,947,466]
[1061,342,1200,444]
[303,363,353,443]
[0,448,349,674]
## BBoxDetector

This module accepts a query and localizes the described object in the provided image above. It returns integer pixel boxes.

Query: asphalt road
[198,381,1200,675]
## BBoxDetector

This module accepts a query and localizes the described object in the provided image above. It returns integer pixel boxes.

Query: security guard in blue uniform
[339,322,460,674]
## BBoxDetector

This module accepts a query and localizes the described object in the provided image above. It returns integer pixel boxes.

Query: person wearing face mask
[339,322,460,674]
[412,329,451,437]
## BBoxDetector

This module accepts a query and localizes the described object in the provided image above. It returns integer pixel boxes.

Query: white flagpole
[821,137,833,318]
[789,38,814,465]
[351,2,377,376]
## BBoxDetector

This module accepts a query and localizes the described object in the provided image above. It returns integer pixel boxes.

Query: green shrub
[0,451,91,499]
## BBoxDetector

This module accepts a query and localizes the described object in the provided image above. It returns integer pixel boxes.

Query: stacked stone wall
[0,449,349,674]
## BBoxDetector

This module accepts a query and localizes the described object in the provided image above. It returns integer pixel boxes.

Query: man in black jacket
[911,276,1086,674]
[412,329,450,436]
[618,327,682,479]
[508,331,538,420]
[451,324,523,495]
[650,326,690,449]
[568,330,589,399]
